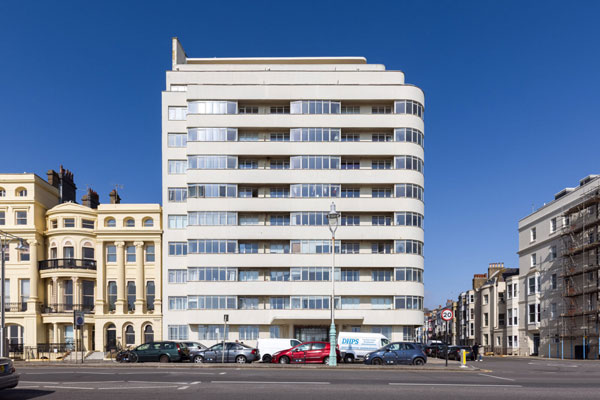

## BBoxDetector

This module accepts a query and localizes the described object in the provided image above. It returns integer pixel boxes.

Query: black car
[448,345,474,361]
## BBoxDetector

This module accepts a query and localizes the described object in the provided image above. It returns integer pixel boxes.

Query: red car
[271,341,341,364]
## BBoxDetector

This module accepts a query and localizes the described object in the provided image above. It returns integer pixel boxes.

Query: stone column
[115,241,126,314]
[153,240,162,314]
[95,240,104,315]
[51,277,58,307]
[27,239,39,302]
[72,277,79,309]
[134,241,145,314]
[52,323,58,344]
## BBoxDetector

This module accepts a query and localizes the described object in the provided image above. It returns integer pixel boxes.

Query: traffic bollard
[460,349,467,368]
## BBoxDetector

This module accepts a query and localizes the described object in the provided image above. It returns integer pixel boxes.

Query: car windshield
[381,339,390,346]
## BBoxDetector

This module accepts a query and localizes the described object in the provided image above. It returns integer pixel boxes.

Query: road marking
[211,381,330,385]
[15,385,40,388]
[478,373,516,382]
[219,372,227,375]
[26,371,115,375]
[44,385,94,390]
[128,380,189,385]
[99,386,179,390]
[178,386,189,390]
[389,383,522,388]
[191,381,202,385]
[20,381,59,384]
[528,362,578,368]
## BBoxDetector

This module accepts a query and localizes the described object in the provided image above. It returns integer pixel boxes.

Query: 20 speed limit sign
[441,309,454,321]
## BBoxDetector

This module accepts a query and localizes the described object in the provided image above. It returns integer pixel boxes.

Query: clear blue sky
[1,1,599,308]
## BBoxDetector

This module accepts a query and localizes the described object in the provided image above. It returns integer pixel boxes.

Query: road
[4,357,600,399]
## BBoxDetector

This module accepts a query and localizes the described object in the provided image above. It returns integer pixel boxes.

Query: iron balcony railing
[40,303,95,314]
[2,302,29,312]
[39,258,97,270]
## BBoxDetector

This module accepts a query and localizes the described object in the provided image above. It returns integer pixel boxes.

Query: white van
[338,332,390,363]
[257,338,302,363]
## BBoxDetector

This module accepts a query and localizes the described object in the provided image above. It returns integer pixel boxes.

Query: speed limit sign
[441,309,453,321]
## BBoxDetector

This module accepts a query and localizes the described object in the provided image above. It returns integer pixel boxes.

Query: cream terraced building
[162,38,425,346]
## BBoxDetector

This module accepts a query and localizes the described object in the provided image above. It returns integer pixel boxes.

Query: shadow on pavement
[2,389,55,399]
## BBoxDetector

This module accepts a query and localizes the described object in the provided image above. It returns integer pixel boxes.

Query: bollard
[460,349,467,368]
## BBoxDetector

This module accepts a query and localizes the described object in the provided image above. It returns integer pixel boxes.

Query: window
[270,243,290,254]
[168,106,187,120]
[238,105,259,114]
[290,184,340,198]
[372,105,392,114]
[341,133,360,142]
[341,159,360,169]
[124,218,135,227]
[270,326,281,338]
[483,294,489,305]
[270,297,290,309]
[530,228,537,242]
[143,325,154,343]
[82,219,94,229]
[372,133,392,142]
[168,214,188,229]
[341,242,360,254]
[82,247,94,260]
[290,296,330,310]
[394,296,423,310]
[0,188,4,197]
[372,188,392,198]
[168,242,187,256]
[143,218,153,227]
[126,246,136,262]
[107,281,117,311]
[290,100,341,114]
[341,188,360,198]
[17,189,27,197]
[395,240,423,255]
[290,240,338,254]
[372,216,392,226]
[270,132,289,141]
[127,282,136,311]
[187,296,237,310]
[395,128,424,147]
[239,270,259,281]
[188,127,237,141]
[146,245,155,262]
[19,248,29,262]
[188,155,237,169]
[341,215,360,226]
[170,84,187,92]
[531,253,537,267]
[290,128,340,142]
[395,155,424,172]
[146,281,155,311]
[529,304,537,324]
[239,326,259,340]
[395,267,423,283]
[20,279,29,309]
[238,242,258,254]
[188,184,237,198]
[550,246,557,261]
[290,212,328,226]
[338,269,359,281]
[188,267,237,282]
[239,159,258,169]
[341,106,360,114]
[340,297,360,310]
[238,297,259,310]
[371,326,392,338]
[484,313,489,326]
[371,297,392,309]
[291,267,331,281]
[0,211,4,225]
[168,325,189,340]
[63,218,75,228]
[270,270,290,282]
[499,313,505,326]
[403,327,415,341]
[394,100,424,118]
[168,160,187,174]
[372,160,392,169]
[239,187,258,198]
[187,240,237,254]
[550,218,557,233]
[270,187,289,198]
[198,325,228,340]
[372,242,392,254]
[395,212,424,228]
[270,106,290,114]
[551,273,557,290]
[168,133,187,147]
[169,270,187,283]
[188,101,237,114]
[169,296,187,310]
[168,188,187,202]
[63,246,74,259]
[16,211,27,225]
[372,269,392,281]
[105,218,116,227]
[290,156,340,169]
[395,184,424,200]
[528,276,537,294]
[270,160,290,170]
[106,245,116,262]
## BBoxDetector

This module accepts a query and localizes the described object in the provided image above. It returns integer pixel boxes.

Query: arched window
[124,218,135,227]
[106,324,116,351]
[143,218,154,227]
[63,241,74,259]
[105,218,116,227]
[125,325,135,346]
[0,188,5,197]
[16,188,27,197]
[144,325,154,343]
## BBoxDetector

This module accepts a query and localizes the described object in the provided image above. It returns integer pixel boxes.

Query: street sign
[74,311,85,327]
[441,309,454,321]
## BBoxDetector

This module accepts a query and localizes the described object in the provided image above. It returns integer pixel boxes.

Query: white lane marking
[128,380,190,385]
[15,385,40,388]
[44,385,94,390]
[389,383,522,388]
[478,373,516,382]
[178,386,189,390]
[191,381,202,385]
[25,371,115,375]
[99,386,180,390]
[219,372,226,375]
[20,381,59,384]
[211,381,330,385]
[528,362,578,368]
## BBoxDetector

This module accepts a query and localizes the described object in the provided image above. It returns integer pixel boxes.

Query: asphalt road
[4,357,600,399]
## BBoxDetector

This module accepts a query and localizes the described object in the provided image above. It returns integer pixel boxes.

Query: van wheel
[371,358,383,366]
[262,354,272,363]
[413,357,425,366]
[159,355,170,363]
[279,356,290,364]
[344,354,354,363]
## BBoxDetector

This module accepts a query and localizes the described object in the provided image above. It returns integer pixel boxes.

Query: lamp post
[1,230,29,358]
[326,202,340,367]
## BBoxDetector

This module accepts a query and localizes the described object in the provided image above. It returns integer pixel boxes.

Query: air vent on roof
[579,175,599,187]
[554,188,575,200]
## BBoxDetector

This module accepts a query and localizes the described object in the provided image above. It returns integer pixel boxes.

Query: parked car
[257,338,302,363]
[271,341,341,364]
[363,342,427,366]
[0,358,18,390]
[182,341,207,361]
[337,332,389,363]
[192,342,259,364]
[130,341,189,363]
[448,345,474,361]
[428,343,446,358]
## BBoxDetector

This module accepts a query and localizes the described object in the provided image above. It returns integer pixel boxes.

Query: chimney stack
[47,165,77,203]
[109,189,121,204]
[472,273,488,290]
[81,188,100,209]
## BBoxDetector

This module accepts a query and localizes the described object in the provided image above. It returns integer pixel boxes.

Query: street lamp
[326,202,340,367]
[1,231,29,358]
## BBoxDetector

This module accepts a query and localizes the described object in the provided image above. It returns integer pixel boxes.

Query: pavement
[4,357,600,399]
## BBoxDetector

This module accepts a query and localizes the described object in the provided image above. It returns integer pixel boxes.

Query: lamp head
[327,202,340,225]
[16,239,29,252]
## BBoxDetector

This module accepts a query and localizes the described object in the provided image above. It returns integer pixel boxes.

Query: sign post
[74,311,85,364]
[441,309,454,368]
[222,314,229,363]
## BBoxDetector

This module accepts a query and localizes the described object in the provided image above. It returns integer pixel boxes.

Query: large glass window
[107,281,117,311]
[82,280,94,309]
[394,296,423,310]
[270,297,290,309]
[188,240,236,254]
[146,281,155,311]
[290,212,328,226]
[239,325,259,340]
[341,159,360,170]
[372,215,392,226]
[290,267,330,281]
[290,128,341,142]
[126,246,136,262]
[290,296,330,310]
[239,270,259,281]
[168,187,187,202]
[270,187,289,197]
[395,212,424,228]
[270,270,290,282]
[291,240,339,254]
[341,188,360,198]
[168,242,187,256]
[372,160,392,169]
[168,133,187,147]
[188,128,237,141]
[168,215,188,229]
[395,240,424,255]
[395,184,424,200]
[16,211,27,225]
[188,101,237,114]
[395,267,423,283]
[168,269,187,283]
[290,184,340,198]
[290,156,340,169]
[168,160,187,174]
[395,128,424,147]
[341,242,360,254]
[188,156,237,169]
[188,267,237,282]
[340,297,360,310]
[145,245,155,262]
[371,297,392,310]
[169,296,187,310]
[290,100,341,114]
[168,325,189,340]
[394,100,424,118]
[188,184,237,198]
[341,215,360,226]
[188,211,237,226]
[395,156,424,172]
[372,269,392,281]
[338,269,359,281]
[187,296,237,310]
[127,282,136,311]
[372,242,392,254]
[168,107,187,120]
[239,242,258,254]
[238,298,259,310]
[270,243,290,254]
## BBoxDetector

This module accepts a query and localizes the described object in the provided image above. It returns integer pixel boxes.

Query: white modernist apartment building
[161,38,425,346]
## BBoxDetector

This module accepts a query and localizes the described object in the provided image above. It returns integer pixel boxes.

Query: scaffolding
[559,186,600,358]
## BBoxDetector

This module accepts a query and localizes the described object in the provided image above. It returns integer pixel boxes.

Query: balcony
[39,258,97,271]
[2,302,29,312]
[40,303,95,314]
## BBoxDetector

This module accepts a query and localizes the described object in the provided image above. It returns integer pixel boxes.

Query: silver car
[0,358,18,390]
[192,342,260,364]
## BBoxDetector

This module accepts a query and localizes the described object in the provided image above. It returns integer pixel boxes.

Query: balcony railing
[41,303,95,314]
[39,258,97,270]
[2,302,29,312]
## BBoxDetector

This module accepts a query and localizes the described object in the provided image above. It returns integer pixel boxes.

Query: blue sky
[1,0,599,308]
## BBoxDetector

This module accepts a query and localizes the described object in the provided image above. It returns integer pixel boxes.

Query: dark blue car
[363,342,427,366]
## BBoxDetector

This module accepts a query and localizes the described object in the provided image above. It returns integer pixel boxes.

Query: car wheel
[193,355,204,363]
[344,354,354,364]
[279,356,290,364]
[371,358,383,366]
[235,355,247,364]
[129,353,139,363]
[322,356,330,364]
[413,358,425,366]
[262,354,272,363]
[159,355,170,363]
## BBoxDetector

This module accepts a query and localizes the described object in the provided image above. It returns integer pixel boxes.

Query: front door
[65,326,74,350]
[291,343,310,363]
[106,327,116,351]
[533,334,540,356]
